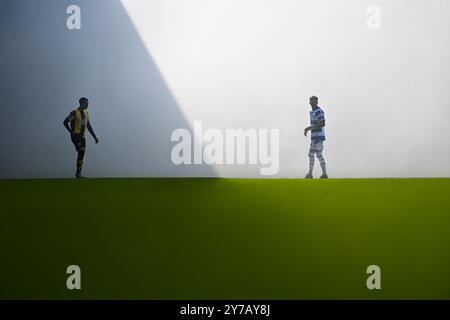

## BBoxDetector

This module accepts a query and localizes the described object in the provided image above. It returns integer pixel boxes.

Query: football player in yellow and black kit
[63,97,99,178]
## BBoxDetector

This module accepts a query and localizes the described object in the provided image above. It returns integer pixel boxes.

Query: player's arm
[63,111,75,135]
[87,121,99,144]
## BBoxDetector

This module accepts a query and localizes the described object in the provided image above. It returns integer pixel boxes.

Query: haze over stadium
[1,0,449,178]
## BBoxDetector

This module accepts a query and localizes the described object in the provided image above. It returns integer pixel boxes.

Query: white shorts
[310,140,324,152]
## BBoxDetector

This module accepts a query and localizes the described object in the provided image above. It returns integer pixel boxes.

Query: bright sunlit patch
[120,0,450,178]
[120,0,315,126]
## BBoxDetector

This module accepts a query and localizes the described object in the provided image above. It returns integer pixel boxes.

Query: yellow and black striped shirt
[67,108,89,136]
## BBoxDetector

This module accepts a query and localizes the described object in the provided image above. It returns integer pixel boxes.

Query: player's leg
[73,136,86,178]
[315,141,328,178]
[76,149,85,178]
[305,144,315,178]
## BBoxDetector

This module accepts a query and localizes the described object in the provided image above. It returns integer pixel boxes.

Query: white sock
[316,152,327,175]
[308,152,315,174]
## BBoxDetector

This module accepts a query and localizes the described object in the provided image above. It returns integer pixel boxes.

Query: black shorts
[71,134,86,152]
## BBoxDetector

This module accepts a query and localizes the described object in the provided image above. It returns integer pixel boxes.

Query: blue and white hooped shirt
[309,106,326,141]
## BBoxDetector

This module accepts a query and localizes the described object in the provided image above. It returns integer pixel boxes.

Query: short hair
[79,97,88,104]
[310,96,318,101]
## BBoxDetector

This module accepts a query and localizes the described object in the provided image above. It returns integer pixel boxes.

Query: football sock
[76,150,85,175]
[308,151,315,174]
[316,152,327,175]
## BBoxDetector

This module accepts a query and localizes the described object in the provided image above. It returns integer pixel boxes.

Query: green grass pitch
[0,178,449,299]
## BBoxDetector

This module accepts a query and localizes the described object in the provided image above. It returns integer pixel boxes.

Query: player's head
[309,96,318,108]
[79,97,89,109]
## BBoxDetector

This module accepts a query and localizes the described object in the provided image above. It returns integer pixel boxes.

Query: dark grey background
[0,0,213,178]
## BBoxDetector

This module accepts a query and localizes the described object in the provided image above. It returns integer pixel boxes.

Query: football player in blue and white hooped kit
[304,96,328,179]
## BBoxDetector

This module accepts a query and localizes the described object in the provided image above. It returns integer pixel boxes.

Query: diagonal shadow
[0,0,215,178]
